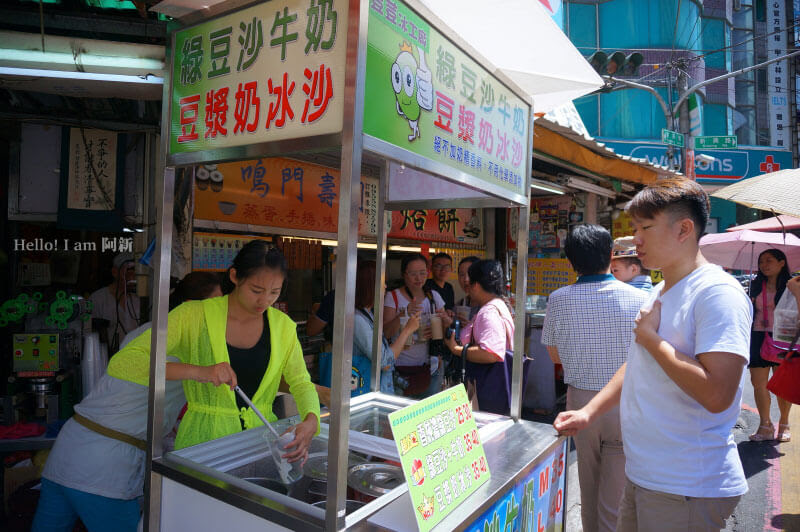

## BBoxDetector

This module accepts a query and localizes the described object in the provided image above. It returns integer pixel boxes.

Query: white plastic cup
[270,431,304,484]
[399,315,413,346]
[455,305,471,322]
[430,315,443,340]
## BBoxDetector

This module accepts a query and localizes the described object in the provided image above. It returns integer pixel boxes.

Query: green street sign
[388,385,491,531]
[694,135,737,150]
[661,128,684,147]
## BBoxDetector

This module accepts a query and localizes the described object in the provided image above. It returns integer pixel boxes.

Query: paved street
[531,375,800,531]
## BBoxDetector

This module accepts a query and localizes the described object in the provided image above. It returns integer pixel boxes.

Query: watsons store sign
[603,141,792,184]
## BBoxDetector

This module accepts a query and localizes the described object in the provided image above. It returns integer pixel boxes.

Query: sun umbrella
[699,229,800,271]
[726,214,800,232]
[711,168,800,218]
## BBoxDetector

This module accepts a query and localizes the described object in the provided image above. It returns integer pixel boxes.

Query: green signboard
[168,0,349,159]
[364,0,529,198]
[388,385,490,532]
[694,135,737,150]
[661,128,684,147]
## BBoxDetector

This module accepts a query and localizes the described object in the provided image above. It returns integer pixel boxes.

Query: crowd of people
[30,177,800,532]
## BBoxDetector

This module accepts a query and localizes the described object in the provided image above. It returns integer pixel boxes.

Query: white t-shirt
[620,264,752,498]
[89,286,140,351]
[384,288,445,367]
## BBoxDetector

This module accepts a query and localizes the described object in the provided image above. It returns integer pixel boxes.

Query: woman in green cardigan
[108,241,319,461]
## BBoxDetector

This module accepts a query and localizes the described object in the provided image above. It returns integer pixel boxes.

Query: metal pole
[509,111,534,421]
[665,66,677,171]
[144,30,175,531]
[370,163,389,392]
[326,0,368,529]
[677,69,691,176]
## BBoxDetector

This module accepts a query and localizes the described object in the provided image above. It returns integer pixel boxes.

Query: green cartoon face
[392,50,421,121]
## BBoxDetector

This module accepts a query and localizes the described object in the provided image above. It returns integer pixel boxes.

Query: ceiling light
[530,178,566,195]
[0,67,163,84]
[565,177,617,199]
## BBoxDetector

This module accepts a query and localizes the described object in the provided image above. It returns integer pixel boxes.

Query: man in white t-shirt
[554,178,752,531]
[89,253,141,354]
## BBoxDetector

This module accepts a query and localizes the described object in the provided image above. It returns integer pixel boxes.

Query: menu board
[388,385,490,532]
[529,196,577,251]
[527,258,576,296]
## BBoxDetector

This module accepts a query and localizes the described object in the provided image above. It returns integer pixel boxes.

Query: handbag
[767,330,800,405]
[760,286,785,364]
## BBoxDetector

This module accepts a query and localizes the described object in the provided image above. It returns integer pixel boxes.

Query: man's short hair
[431,252,452,265]
[565,224,613,276]
[612,256,650,275]
[627,177,710,241]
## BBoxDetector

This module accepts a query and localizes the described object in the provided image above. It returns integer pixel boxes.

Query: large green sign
[169,0,348,158]
[364,0,529,197]
[388,385,490,532]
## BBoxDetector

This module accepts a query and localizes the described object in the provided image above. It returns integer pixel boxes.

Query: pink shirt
[753,289,776,331]
[460,298,514,360]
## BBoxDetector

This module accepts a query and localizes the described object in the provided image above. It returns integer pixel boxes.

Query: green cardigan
[108,295,320,449]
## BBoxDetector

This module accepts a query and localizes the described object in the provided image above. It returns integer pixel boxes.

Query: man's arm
[635,300,746,414]
[546,345,561,364]
[553,363,625,436]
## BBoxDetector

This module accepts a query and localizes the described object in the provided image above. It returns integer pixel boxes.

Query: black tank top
[227,314,271,410]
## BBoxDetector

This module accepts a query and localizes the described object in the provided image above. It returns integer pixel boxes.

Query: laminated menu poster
[388,385,490,531]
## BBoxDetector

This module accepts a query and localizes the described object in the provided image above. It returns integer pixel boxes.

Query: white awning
[418,0,603,113]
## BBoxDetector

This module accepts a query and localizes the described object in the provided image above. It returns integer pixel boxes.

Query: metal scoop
[234,385,280,439]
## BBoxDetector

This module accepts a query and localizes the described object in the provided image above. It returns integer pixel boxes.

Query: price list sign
[388,385,490,532]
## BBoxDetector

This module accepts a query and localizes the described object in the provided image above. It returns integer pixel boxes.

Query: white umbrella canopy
[419,0,604,113]
[711,168,800,218]
[699,229,800,271]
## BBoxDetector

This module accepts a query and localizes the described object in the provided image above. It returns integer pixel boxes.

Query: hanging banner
[193,157,375,234]
[388,385,490,532]
[768,0,789,149]
[363,0,529,199]
[66,128,117,211]
[467,439,567,532]
[389,208,483,244]
[169,0,348,158]
[194,157,482,243]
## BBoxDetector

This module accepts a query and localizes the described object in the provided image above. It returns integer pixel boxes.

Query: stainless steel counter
[153,393,565,531]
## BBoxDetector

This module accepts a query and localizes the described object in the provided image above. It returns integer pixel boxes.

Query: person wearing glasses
[384,253,450,397]
[424,252,455,311]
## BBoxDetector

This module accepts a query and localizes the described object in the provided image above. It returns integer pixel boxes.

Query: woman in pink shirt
[749,249,792,443]
[444,259,515,414]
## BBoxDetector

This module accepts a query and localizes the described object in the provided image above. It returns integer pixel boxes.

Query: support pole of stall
[327,0,368,529]
[509,115,534,421]
[143,164,175,532]
[371,163,390,391]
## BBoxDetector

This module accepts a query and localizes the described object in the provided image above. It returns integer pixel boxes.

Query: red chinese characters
[205,88,229,138]
[233,81,260,134]
[434,91,454,133]
[177,95,201,142]
[267,72,296,128]
[302,64,334,123]
[457,105,475,144]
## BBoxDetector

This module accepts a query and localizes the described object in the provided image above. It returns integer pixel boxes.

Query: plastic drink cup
[455,305,471,322]
[418,313,431,341]
[399,315,413,345]
[270,431,304,484]
[430,315,443,340]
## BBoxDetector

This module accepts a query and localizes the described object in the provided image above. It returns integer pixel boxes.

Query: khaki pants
[616,478,741,532]
[567,386,626,532]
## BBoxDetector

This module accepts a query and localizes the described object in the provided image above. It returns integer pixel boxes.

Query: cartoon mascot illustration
[391,41,433,142]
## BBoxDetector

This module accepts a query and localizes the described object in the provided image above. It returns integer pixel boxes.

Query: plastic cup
[399,315,413,346]
[430,315,443,340]
[269,431,304,484]
[455,305,471,322]
[418,314,431,341]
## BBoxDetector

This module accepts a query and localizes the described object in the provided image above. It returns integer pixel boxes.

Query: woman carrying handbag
[748,249,792,442]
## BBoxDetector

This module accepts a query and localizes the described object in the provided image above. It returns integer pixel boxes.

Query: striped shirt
[542,274,649,391]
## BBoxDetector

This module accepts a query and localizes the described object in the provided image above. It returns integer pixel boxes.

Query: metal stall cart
[144,0,587,530]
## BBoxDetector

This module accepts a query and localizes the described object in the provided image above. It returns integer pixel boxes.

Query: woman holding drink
[384,253,450,397]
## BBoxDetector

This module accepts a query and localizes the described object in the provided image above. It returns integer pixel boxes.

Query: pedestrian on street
[554,178,752,532]
[610,236,654,292]
[748,248,792,443]
[543,225,648,532]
